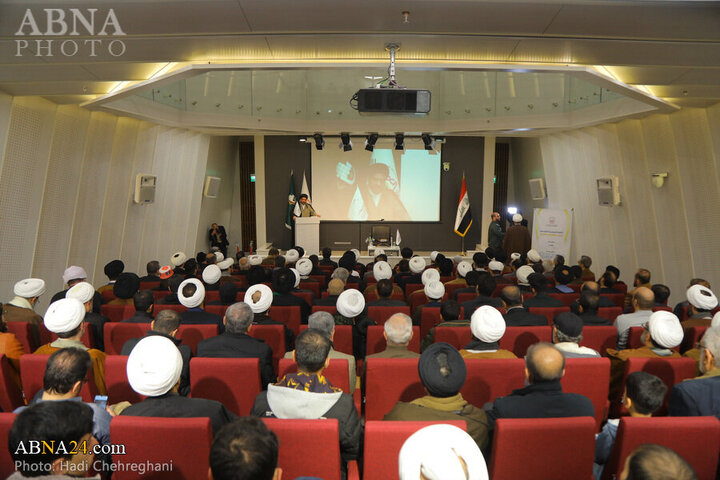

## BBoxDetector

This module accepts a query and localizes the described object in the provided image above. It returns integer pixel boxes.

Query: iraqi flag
[454,175,472,237]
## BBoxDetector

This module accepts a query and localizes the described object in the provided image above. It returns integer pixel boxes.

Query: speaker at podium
[294,217,320,256]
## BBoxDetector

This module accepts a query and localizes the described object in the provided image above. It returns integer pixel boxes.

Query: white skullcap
[471,306,506,343]
[285,249,299,263]
[686,284,718,310]
[215,252,224,262]
[44,298,84,334]
[289,268,301,288]
[127,335,182,397]
[373,261,392,280]
[488,260,504,272]
[374,248,385,256]
[453,255,464,265]
[422,268,440,286]
[244,284,273,314]
[296,258,313,276]
[510,253,521,261]
[218,258,234,271]
[350,249,360,261]
[178,278,205,308]
[430,251,439,261]
[512,214,523,223]
[457,261,473,278]
[398,424,489,480]
[647,311,684,349]
[424,281,445,300]
[171,252,187,267]
[516,265,535,286]
[527,249,541,263]
[66,282,94,304]
[712,311,720,328]
[337,289,365,318]
[202,265,222,285]
[249,255,263,266]
[409,257,426,274]
[14,278,46,298]
[62,266,87,285]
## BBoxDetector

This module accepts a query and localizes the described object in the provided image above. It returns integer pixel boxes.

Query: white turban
[398,424,489,480]
[516,265,535,286]
[409,257,426,274]
[215,252,224,262]
[244,284,273,314]
[457,261,473,278]
[510,253,521,261]
[14,278,46,298]
[686,285,718,310]
[290,268,301,288]
[422,269,440,286]
[373,261,392,281]
[350,249,360,261]
[430,251,439,262]
[285,249,299,263]
[249,255,262,266]
[202,265,221,285]
[712,312,720,328]
[296,258,313,276]
[471,306,506,343]
[178,278,205,308]
[66,282,95,304]
[647,311,684,349]
[62,266,87,285]
[512,214,523,223]
[424,281,445,300]
[488,261,504,273]
[171,251,187,267]
[337,289,365,318]
[527,249,541,263]
[127,335,183,397]
[44,298,85,334]
[218,258,234,271]
[453,255,464,265]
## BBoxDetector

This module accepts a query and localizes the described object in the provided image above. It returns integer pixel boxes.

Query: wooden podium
[294,217,320,256]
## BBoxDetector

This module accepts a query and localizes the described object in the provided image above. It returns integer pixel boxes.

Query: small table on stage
[368,245,400,256]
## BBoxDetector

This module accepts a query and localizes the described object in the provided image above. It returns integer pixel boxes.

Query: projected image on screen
[311,146,441,221]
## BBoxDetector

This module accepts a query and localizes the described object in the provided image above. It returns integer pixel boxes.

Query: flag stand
[461,236,465,256]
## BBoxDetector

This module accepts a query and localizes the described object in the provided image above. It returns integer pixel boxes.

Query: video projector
[356,88,431,115]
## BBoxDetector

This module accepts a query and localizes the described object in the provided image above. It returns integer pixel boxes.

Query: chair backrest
[190,357,260,416]
[100,304,135,323]
[580,326,618,354]
[204,290,221,303]
[652,305,673,313]
[365,358,424,421]
[444,282,468,299]
[311,305,338,315]
[270,306,302,335]
[0,355,24,412]
[547,293,579,307]
[366,325,420,356]
[205,304,229,317]
[528,306,570,324]
[309,275,327,289]
[456,292,476,304]
[249,324,285,371]
[104,322,152,355]
[277,358,349,392]
[561,357,611,429]
[434,326,472,350]
[110,416,212,480]
[363,420,467,479]
[461,358,525,407]
[105,355,144,404]
[20,354,97,402]
[139,281,160,290]
[0,413,17,479]
[299,324,353,356]
[47,326,95,350]
[600,293,625,307]
[177,324,219,355]
[490,417,596,480]
[623,356,697,415]
[680,326,707,354]
[404,284,423,300]
[601,416,720,480]
[420,307,443,338]
[291,290,314,306]
[101,290,116,302]
[499,326,553,357]
[152,290,168,302]
[366,306,411,324]
[298,282,320,298]
[597,306,622,322]
[628,326,645,349]
[5,322,35,352]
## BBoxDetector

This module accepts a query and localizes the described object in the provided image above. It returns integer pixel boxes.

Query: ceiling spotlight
[394,133,405,150]
[313,133,325,150]
[364,133,378,152]
[421,133,435,150]
[339,133,353,152]
[298,136,307,142]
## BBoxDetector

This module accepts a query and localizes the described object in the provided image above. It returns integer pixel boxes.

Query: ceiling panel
[670,68,720,85]
[0,64,93,82]
[644,84,720,99]
[79,63,170,81]
[605,66,689,85]
[0,81,115,95]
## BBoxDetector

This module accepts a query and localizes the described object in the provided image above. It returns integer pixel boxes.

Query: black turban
[113,272,140,299]
[418,343,467,398]
[104,259,124,278]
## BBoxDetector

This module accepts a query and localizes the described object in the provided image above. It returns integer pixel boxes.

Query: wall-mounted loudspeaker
[134,174,156,204]
[204,176,222,198]
[597,176,621,206]
[528,178,546,200]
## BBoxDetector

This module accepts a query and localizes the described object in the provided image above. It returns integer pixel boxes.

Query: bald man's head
[384,313,413,345]
[581,281,599,294]
[634,287,655,310]
[525,343,565,384]
[327,278,344,296]
[500,285,522,307]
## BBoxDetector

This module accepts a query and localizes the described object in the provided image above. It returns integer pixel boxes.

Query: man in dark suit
[197,302,275,388]
[139,261,161,282]
[570,282,615,313]
[460,271,503,318]
[367,279,407,307]
[523,273,564,308]
[669,327,720,418]
[122,290,155,323]
[575,291,611,326]
[314,278,344,306]
[177,278,223,332]
[453,270,480,300]
[271,268,311,324]
[500,286,547,326]
[318,247,338,268]
[157,275,183,305]
[209,223,229,257]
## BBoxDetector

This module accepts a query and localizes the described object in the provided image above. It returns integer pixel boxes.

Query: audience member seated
[178,278,223,330]
[139,260,161,282]
[339,252,365,292]
[651,284,670,307]
[203,264,223,291]
[576,291,612,326]
[461,272,502,318]
[245,284,294,351]
[385,343,490,450]
[619,444,697,480]
[460,306,516,359]
[515,265,535,293]
[453,270,479,300]
[552,265,575,293]
[251,329,361,471]
[108,272,140,306]
[51,266,103,314]
[197,302,275,388]
[624,268,652,312]
[394,259,412,286]
[488,260,504,277]
[208,282,239,306]
[262,247,280,266]
[594,372,667,480]
[121,309,191,396]
[335,289,375,360]
[673,278,710,320]
[367,313,420,360]
[413,280,444,326]
[500,286,547,327]
[97,259,124,294]
[295,258,316,284]
[568,265,583,286]
[579,255,595,281]
[669,326,720,418]
[367,278,406,308]
[35,298,107,395]
[365,262,403,298]
[209,417,282,480]
[400,256,426,289]
[314,278,343,307]
[122,290,155,323]
[523,273,564,308]
[437,257,454,279]
[319,247,338,268]
[289,268,314,299]
[171,251,188,275]
[446,260,472,286]
[615,287,655,350]
[682,284,717,328]
[599,270,620,294]
[157,275,183,305]
[421,300,468,352]
[271,268,311,324]
[3,278,45,347]
[472,252,490,272]
[552,312,600,358]
[66,282,109,351]
[0,302,24,389]
[362,253,385,280]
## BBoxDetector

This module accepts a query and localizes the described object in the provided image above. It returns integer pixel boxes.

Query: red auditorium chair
[249,324,285,370]
[490,417,596,480]
[580,326,618,355]
[100,290,116,302]
[627,326,645,349]
[300,324,353,356]
[20,354,97,402]
[0,355,24,412]
[499,326,553,357]
[291,290,313,306]
[456,292,475,304]
[410,293,448,315]
[404,284,423,299]
[680,326,707,353]
[298,281,320,298]
[600,293,625,307]
[205,304,229,316]
[154,304,187,315]
[104,322,151,355]
[364,358,424,421]
[5,321,36,352]
[363,421,467,479]
[105,355,144,404]
[461,359,525,407]
[0,413,16,479]
[278,358,350,392]
[366,325,420,356]
[445,282,468,299]
[562,357,611,429]
[652,305,672,313]
[100,304,134,323]
[528,306,569,324]
[190,357,260,416]
[270,306,301,335]
[263,418,359,480]
[601,417,720,480]
[204,290,221,303]
[309,275,327,288]
[312,305,337,315]
[152,290,168,302]
[621,356,697,415]
[597,306,622,322]
[139,281,160,291]
[434,326,472,350]
[46,325,95,350]
[547,293,579,307]
[366,306,411,324]
[420,307,443,338]
[110,416,212,480]
[177,324,218,355]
